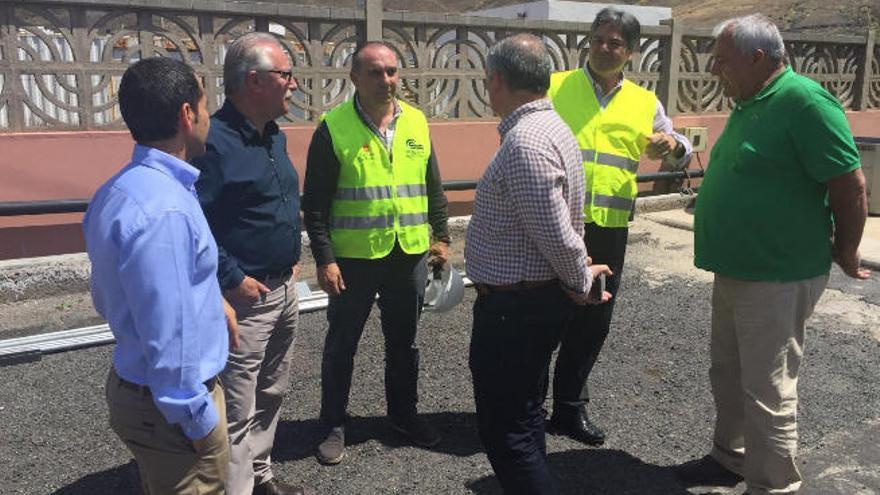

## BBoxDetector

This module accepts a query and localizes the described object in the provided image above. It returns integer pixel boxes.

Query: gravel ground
[0,217,877,495]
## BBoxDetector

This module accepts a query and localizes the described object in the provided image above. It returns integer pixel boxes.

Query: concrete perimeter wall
[1,111,879,260]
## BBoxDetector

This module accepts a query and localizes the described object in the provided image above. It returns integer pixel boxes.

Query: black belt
[252,267,293,283]
[115,371,218,397]
[473,279,558,296]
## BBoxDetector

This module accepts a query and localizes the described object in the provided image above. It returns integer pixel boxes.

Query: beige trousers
[709,273,828,495]
[222,274,299,495]
[106,369,229,495]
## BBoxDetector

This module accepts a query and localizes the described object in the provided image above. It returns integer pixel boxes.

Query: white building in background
[466,0,672,26]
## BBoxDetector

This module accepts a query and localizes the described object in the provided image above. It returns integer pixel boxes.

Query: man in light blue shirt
[84,57,237,494]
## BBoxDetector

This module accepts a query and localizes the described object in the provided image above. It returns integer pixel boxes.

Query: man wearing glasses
[193,32,304,495]
[545,7,693,446]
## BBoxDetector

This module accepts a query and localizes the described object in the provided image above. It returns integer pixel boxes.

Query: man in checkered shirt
[466,33,613,494]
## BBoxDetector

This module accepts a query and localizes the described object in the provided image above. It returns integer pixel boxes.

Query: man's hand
[564,287,590,306]
[225,276,270,306]
[318,263,346,296]
[833,245,871,279]
[428,241,450,268]
[645,133,678,160]
[587,264,613,304]
[222,297,239,350]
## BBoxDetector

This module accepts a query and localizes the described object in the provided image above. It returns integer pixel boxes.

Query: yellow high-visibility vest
[324,99,431,259]
[548,69,656,227]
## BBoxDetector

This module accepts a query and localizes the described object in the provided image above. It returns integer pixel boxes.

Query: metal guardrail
[0,170,706,217]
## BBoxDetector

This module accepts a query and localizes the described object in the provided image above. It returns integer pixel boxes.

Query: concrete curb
[641,205,880,273]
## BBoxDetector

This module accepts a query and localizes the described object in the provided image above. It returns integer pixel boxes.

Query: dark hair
[592,7,641,51]
[118,57,202,143]
[486,34,552,94]
[350,41,398,72]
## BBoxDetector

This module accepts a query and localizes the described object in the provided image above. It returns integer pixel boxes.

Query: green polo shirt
[694,67,861,281]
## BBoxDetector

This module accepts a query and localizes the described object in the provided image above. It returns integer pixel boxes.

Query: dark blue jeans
[553,224,628,407]
[469,284,575,495]
[320,243,427,427]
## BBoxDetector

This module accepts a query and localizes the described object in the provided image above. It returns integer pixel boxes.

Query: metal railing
[0,171,706,217]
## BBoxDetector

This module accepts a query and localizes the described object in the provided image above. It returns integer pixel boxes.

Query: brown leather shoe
[253,478,305,495]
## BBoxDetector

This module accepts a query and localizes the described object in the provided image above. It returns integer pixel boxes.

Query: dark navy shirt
[193,100,301,290]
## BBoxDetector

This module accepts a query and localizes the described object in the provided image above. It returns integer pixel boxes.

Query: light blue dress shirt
[84,144,228,440]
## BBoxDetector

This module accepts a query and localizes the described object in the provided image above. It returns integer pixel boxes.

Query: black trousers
[319,243,427,427]
[552,223,629,408]
[470,284,575,495]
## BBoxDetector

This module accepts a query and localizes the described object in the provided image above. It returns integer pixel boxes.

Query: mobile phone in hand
[589,273,606,300]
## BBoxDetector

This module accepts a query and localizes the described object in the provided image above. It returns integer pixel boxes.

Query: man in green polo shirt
[678,14,870,495]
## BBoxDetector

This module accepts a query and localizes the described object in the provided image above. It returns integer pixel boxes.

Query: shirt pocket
[731,141,779,176]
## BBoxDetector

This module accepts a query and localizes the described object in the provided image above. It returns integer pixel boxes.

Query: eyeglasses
[264,69,293,82]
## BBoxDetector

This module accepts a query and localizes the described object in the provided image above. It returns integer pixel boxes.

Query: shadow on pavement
[466,448,691,495]
[50,460,143,495]
[272,410,484,462]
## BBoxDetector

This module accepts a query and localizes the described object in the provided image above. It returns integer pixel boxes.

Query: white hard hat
[423,264,465,313]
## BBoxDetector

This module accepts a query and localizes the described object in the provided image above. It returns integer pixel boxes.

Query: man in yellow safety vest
[546,6,693,445]
[302,41,451,466]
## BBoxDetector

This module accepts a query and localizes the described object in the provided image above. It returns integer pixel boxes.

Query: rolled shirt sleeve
[118,210,218,440]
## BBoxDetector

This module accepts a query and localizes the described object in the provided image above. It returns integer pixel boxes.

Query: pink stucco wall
[1,111,879,259]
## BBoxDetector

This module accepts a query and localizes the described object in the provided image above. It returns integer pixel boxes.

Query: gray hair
[713,14,786,62]
[486,33,552,94]
[223,32,283,96]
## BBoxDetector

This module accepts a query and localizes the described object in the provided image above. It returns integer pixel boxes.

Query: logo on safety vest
[405,138,424,151]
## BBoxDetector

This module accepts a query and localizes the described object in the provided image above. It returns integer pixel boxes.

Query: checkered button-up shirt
[465,98,590,293]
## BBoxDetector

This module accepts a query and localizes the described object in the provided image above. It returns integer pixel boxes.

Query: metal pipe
[0,171,706,217]
[0,199,90,216]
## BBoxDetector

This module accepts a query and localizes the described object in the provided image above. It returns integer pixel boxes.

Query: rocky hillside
[298,0,879,35]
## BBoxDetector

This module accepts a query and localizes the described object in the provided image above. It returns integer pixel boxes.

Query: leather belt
[115,370,218,397]
[473,279,558,296]
[253,267,293,283]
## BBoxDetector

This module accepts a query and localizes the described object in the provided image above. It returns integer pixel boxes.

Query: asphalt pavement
[0,215,877,495]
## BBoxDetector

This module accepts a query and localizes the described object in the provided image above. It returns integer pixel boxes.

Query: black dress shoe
[673,455,743,488]
[547,405,605,446]
[253,478,306,495]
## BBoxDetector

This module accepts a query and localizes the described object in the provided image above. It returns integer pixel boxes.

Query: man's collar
[735,66,791,109]
[131,144,200,188]
[353,92,401,126]
[498,98,553,137]
[218,100,278,141]
[584,64,625,95]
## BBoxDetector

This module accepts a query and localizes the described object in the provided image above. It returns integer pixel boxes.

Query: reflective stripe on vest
[585,192,635,211]
[397,184,428,197]
[549,69,656,227]
[335,185,393,201]
[324,99,431,259]
[581,149,640,174]
[330,215,394,230]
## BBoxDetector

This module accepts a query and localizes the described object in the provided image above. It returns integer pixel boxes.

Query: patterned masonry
[0,0,877,131]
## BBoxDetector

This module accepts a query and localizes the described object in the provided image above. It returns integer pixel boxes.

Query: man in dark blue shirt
[193,32,304,495]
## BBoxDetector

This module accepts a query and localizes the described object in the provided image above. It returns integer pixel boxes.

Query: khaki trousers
[709,273,828,495]
[106,369,229,495]
[222,274,299,495]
